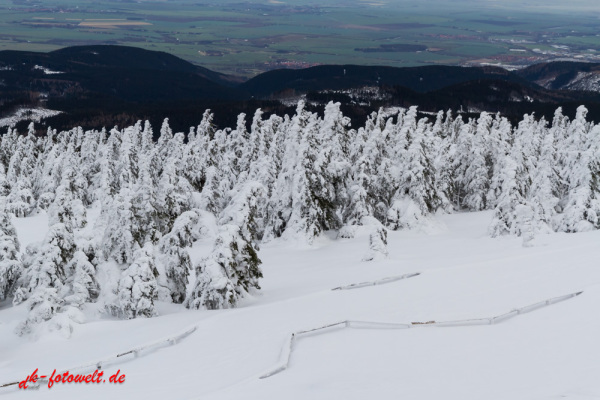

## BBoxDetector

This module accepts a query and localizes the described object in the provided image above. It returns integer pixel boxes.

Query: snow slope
[1,210,600,399]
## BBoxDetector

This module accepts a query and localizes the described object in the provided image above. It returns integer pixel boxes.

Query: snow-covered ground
[1,210,599,399]
[0,108,62,128]
[33,65,64,75]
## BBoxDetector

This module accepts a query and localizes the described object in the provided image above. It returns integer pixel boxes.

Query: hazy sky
[164,0,600,14]
[365,0,600,14]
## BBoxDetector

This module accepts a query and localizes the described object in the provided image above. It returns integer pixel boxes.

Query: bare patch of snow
[33,65,64,75]
[0,108,62,128]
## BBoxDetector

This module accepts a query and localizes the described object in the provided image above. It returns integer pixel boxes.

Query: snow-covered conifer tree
[263,102,311,240]
[156,210,204,303]
[186,224,261,310]
[365,111,393,222]
[156,132,192,233]
[182,125,210,192]
[362,217,389,261]
[115,244,159,319]
[187,183,264,309]
[515,204,535,247]
[16,287,64,336]
[220,181,266,243]
[64,251,99,306]
[157,235,191,304]
[343,159,373,227]
[489,156,527,237]
[17,223,76,305]
[529,132,559,233]
[462,120,490,211]
[130,150,160,245]
[152,118,174,175]
[319,101,352,212]
[48,145,87,229]
[230,112,250,181]
[95,131,119,202]
[5,178,35,217]
[116,126,139,190]
[247,113,281,197]
[283,111,340,242]
[486,114,512,208]
[403,118,441,214]
[100,189,139,265]
[556,109,600,232]
[0,211,21,301]
[0,127,19,169]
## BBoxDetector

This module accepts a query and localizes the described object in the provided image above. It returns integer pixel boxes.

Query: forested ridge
[5,46,600,134]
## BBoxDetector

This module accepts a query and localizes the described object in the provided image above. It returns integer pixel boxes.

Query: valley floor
[1,211,599,399]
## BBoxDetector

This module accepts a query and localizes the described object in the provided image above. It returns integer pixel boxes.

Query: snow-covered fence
[0,326,197,391]
[259,320,411,379]
[424,291,583,327]
[0,381,19,389]
[114,326,197,359]
[1,291,583,388]
[331,272,420,291]
[491,310,518,324]
[347,321,412,330]
[432,318,492,327]
[259,291,582,379]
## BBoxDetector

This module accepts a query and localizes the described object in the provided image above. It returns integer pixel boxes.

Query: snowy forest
[0,100,598,337]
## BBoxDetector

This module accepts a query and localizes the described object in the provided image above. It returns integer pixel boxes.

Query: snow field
[2,210,600,399]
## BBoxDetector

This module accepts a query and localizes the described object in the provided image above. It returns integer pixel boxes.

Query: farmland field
[0,0,599,77]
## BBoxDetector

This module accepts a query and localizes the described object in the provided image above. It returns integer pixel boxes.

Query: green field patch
[374,23,435,30]
[355,44,428,53]
[469,19,524,27]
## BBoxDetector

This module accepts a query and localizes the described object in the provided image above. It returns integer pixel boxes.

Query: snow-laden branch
[259,291,582,379]
[331,272,421,291]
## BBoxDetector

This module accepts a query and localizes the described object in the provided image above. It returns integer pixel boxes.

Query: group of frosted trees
[0,101,599,335]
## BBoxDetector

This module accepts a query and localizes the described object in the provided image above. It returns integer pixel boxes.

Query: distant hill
[415,79,600,121]
[2,45,600,132]
[0,45,247,104]
[239,64,533,98]
[0,45,240,86]
[517,62,600,92]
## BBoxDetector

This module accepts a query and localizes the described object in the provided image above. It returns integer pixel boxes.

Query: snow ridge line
[331,272,421,291]
[259,291,583,379]
[0,326,197,391]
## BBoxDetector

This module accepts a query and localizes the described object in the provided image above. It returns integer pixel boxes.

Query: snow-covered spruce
[156,210,205,303]
[0,101,600,333]
[112,244,159,319]
[186,182,265,310]
[15,287,64,336]
[185,224,261,310]
[0,211,21,301]
[17,223,76,299]
[362,217,389,262]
